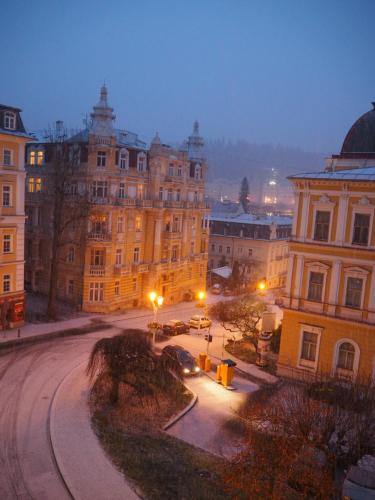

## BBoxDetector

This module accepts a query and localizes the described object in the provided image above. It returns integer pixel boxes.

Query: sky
[1,0,374,153]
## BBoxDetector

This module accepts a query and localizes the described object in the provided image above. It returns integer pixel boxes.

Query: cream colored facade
[25,87,209,312]
[0,105,32,327]
[278,103,375,382]
[209,214,291,288]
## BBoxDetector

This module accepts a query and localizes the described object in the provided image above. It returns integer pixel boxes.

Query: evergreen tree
[239,176,250,213]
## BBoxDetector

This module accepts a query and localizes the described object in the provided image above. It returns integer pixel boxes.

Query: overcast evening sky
[1,0,374,153]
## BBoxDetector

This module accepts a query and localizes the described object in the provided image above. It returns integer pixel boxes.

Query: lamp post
[148,291,164,345]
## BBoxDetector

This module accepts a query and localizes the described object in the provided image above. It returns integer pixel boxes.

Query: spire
[90,84,115,137]
[187,120,204,160]
[151,131,161,145]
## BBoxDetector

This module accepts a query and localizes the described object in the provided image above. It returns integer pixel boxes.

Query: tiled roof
[288,166,375,182]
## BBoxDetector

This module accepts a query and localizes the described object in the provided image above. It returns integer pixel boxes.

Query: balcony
[89,265,106,276]
[132,263,149,273]
[113,264,131,276]
[163,231,182,240]
[136,199,153,208]
[87,232,112,242]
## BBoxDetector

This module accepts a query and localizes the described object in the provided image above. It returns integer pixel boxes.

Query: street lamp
[148,291,164,345]
[257,279,267,293]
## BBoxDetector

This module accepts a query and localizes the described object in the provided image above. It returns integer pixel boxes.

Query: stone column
[291,190,300,238]
[335,193,349,245]
[153,218,162,262]
[291,255,304,309]
[285,254,294,297]
[327,260,342,316]
[300,192,310,241]
[368,265,375,323]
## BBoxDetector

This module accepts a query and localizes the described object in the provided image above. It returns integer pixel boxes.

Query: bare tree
[44,129,90,319]
[209,295,267,349]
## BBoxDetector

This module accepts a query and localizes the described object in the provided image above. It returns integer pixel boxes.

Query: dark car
[162,320,190,336]
[162,345,200,376]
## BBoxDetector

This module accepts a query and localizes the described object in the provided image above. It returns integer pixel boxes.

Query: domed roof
[341,102,375,154]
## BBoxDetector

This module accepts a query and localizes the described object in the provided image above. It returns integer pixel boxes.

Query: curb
[163,381,198,431]
[0,322,112,352]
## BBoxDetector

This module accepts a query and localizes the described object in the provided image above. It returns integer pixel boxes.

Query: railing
[132,263,149,273]
[87,232,112,241]
[163,231,182,240]
[113,264,131,276]
[89,265,106,276]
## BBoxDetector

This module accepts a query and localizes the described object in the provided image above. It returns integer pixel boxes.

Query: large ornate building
[0,104,32,328]
[278,102,375,381]
[25,87,209,312]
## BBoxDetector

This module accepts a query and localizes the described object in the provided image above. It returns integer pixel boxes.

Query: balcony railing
[163,231,182,240]
[87,232,112,241]
[89,265,106,276]
[132,263,149,273]
[113,264,131,276]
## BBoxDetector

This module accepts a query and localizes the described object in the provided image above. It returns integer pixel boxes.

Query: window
[117,216,124,233]
[3,149,12,166]
[4,111,16,130]
[314,211,330,241]
[115,281,120,296]
[67,280,74,296]
[137,184,144,199]
[115,249,122,266]
[92,181,108,198]
[3,274,11,293]
[176,189,181,202]
[167,188,173,201]
[195,164,201,180]
[137,153,146,172]
[67,246,75,263]
[119,150,128,169]
[345,277,363,308]
[29,151,36,165]
[97,151,106,167]
[248,248,252,257]
[118,183,125,198]
[90,216,107,235]
[172,245,178,261]
[211,244,215,251]
[70,183,78,195]
[227,246,231,254]
[194,191,198,202]
[300,331,318,363]
[352,213,370,246]
[307,272,324,301]
[135,216,142,232]
[190,241,195,255]
[28,177,42,193]
[89,283,104,302]
[2,186,11,207]
[3,234,12,253]
[91,249,104,266]
[37,151,44,165]
[337,342,355,371]
[168,164,174,176]
[172,217,179,232]
[177,166,182,177]
[219,245,222,253]
[159,187,163,201]
[132,277,138,292]
[133,247,140,263]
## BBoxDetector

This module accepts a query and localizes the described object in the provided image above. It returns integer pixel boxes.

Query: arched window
[337,342,355,371]
[4,111,16,130]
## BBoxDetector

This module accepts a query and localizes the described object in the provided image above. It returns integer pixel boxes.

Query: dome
[341,102,375,154]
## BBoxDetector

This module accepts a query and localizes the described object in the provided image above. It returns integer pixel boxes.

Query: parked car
[189,315,212,329]
[162,320,190,335]
[211,283,222,295]
[162,345,200,376]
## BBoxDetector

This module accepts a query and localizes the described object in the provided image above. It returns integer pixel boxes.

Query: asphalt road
[0,300,261,499]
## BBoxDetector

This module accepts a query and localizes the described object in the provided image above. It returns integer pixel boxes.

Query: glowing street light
[197,290,206,301]
[257,279,267,293]
[148,291,164,345]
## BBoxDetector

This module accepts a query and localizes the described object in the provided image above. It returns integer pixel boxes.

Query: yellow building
[278,102,375,382]
[25,87,209,312]
[209,213,292,289]
[0,104,32,328]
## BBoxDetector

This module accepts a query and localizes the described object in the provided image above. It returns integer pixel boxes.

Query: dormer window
[97,151,106,168]
[119,149,129,169]
[4,111,16,130]
[137,152,146,172]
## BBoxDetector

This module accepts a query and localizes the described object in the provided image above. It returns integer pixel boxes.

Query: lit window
[115,281,120,296]
[118,183,125,198]
[67,246,75,263]
[97,151,106,167]
[133,247,140,263]
[3,234,12,253]
[352,213,370,246]
[135,216,141,232]
[3,274,11,293]
[28,177,42,193]
[29,151,36,165]
[37,151,44,165]
[89,282,104,302]
[314,211,330,242]
[3,149,12,166]
[2,186,11,207]
[115,249,122,266]
[300,331,318,362]
[337,342,355,371]
[307,272,324,302]
[4,111,16,130]
[345,277,363,308]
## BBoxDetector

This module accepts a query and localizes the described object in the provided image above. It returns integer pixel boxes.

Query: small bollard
[18,328,21,338]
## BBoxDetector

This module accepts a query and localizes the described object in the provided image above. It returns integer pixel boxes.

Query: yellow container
[198,353,207,370]
[216,364,222,381]
[204,357,211,372]
[221,364,235,387]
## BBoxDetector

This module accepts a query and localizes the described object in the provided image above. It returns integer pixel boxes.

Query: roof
[210,213,292,226]
[0,128,34,140]
[341,102,375,154]
[288,166,375,182]
[0,104,22,112]
[211,266,232,279]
